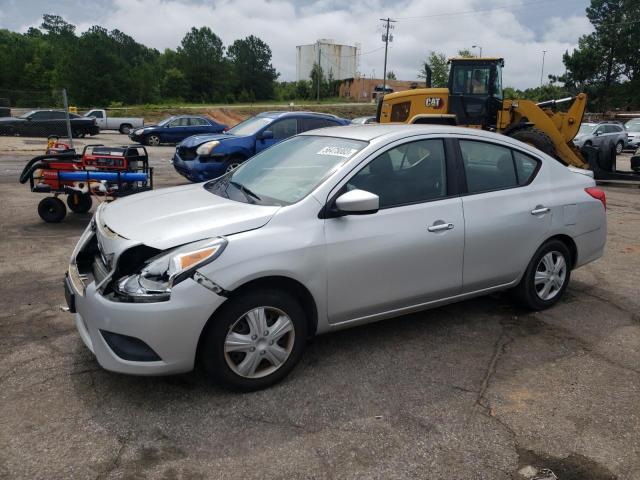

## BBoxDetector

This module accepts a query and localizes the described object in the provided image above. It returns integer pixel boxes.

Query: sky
[0,0,593,89]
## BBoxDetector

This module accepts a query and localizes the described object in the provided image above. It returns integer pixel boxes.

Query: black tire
[512,239,572,310]
[66,192,92,214]
[584,140,592,147]
[508,127,557,159]
[146,134,161,146]
[119,124,132,134]
[200,289,308,391]
[72,129,86,139]
[225,154,245,173]
[615,140,624,155]
[38,197,66,223]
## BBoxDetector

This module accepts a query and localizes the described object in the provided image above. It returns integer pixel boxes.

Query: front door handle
[428,222,454,232]
[531,206,550,215]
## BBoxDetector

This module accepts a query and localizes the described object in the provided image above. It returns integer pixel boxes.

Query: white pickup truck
[83,109,144,134]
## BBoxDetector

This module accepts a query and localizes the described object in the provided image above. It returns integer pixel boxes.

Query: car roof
[300,123,526,143]
[256,111,343,120]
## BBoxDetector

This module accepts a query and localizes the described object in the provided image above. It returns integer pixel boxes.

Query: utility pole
[316,40,321,102]
[472,45,483,58]
[540,50,547,87]
[62,88,74,149]
[380,17,396,96]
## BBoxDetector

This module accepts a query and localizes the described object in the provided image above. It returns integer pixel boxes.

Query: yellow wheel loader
[376,57,640,182]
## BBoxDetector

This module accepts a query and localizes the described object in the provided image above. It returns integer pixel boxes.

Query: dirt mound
[204,108,248,127]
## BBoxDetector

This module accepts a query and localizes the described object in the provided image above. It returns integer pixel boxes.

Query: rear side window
[460,140,517,193]
[190,118,207,126]
[299,118,330,132]
[513,151,539,185]
[390,101,411,122]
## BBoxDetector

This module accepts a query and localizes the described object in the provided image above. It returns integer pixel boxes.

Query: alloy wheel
[226,162,240,173]
[147,135,160,146]
[223,306,295,379]
[534,251,567,301]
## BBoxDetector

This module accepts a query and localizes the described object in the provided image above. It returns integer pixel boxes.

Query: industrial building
[296,40,357,81]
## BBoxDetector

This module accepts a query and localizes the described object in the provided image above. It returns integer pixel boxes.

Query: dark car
[128,115,227,146]
[172,111,350,182]
[0,110,99,137]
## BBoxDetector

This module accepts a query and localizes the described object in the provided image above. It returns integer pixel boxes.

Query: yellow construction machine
[377,57,638,181]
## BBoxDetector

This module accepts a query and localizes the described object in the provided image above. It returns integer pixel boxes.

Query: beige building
[339,77,422,102]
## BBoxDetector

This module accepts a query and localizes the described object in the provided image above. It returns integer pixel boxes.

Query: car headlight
[196,141,220,156]
[115,237,227,302]
[133,129,144,135]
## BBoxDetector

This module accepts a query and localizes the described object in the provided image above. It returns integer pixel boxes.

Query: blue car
[129,115,228,146]
[172,111,350,182]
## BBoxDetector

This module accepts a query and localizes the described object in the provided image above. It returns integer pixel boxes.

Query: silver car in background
[65,125,607,390]
[573,122,628,153]
[625,119,640,149]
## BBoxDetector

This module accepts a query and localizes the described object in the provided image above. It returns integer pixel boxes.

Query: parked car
[351,116,376,125]
[172,111,350,182]
[0,110,99,137]
[128,115,227,146]
[573,121,627,153]
[65,124,607,390]
[84,109,144,134]
[624,119,640,150]
[631,147,640,172]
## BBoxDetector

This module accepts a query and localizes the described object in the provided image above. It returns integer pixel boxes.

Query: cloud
[12,0,593,88]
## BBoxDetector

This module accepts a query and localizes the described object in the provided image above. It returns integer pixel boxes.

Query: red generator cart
[19,144,153,223]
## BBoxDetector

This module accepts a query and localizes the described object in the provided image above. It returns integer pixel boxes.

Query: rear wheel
[508,127,557,159]
[66,192,92,214]
[119,124,132,134]
[513,239,572,310]
[38,197,66,223]
[200,289,308,391]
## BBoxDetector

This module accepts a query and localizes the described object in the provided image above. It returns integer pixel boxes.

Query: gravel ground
[0,133,639,480]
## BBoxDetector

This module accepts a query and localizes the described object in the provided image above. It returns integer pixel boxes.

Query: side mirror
[334,189,379,215]
[259,130,274,140]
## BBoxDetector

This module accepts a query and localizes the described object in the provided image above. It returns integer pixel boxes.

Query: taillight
[585,187,606,210]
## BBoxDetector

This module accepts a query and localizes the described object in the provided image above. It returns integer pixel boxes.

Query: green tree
[419,51,449,88]
[386,70,397,80]
[177,27,227,102]
[227,35,278,101]
[457,49,474,58]
[310,62,329,100]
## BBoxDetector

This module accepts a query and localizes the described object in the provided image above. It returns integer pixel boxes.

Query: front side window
[205,135,366,206]
[390,101,411,122]
[89,110,104,118]
[347,139,447,208]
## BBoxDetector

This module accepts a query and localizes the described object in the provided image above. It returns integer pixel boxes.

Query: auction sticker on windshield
[316,146,359,157]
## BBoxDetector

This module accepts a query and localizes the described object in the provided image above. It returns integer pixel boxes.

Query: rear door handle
[428,222,454,232]
[531,206,550,215]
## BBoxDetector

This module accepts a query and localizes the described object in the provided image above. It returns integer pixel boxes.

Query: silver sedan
[65,125,607,390]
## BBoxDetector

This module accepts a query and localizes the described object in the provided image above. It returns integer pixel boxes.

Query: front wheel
[513,239,571,310]
[615,141,624,154]
[146,134,161,146]
[200,289,308,391]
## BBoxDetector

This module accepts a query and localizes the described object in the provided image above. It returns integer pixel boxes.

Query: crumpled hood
[100,183,279,250]
[179,132,245,148]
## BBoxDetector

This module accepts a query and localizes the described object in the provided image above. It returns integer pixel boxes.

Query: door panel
[325,199,464,323]
[458,141,551,291]
[325,137,464,324]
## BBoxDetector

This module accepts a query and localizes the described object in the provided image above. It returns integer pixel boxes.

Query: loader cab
[447,58,504,129]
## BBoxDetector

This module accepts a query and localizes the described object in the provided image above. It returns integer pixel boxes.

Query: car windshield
[19,110,36,119]
[227,116,273,136]
[204,135,367,206]
[626,122,640,132]
[578,124,595,135]
[157,117,174,127]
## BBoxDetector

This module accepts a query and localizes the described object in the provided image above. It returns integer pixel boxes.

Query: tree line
[0,14,279,107]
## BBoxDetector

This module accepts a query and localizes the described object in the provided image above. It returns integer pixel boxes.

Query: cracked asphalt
[0,133,639,479]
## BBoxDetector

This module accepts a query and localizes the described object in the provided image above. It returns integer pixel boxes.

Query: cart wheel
[38,197,67,223]
[67,193,92,214]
